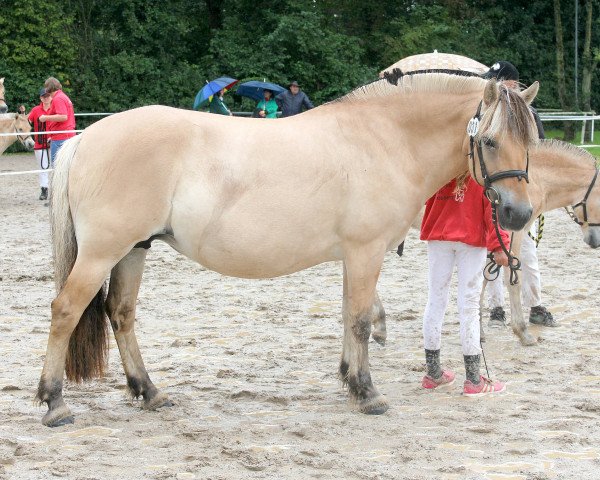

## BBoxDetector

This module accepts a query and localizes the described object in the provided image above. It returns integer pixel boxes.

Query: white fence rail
[538,111,598,144]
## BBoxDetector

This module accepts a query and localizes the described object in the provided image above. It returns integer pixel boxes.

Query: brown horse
[479,139,600,345]
[0,113,34,154]
[0,78,7,113]
[38,72,539,426]
[371,139,600,346]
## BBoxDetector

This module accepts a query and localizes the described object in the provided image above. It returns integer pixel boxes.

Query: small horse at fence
[371,139,600,346]
[0,113,34,155]
[38,71,539,426]
[0,78,7,114]
[479,139,600,345]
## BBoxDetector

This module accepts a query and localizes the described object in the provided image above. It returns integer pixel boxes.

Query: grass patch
[545,128,600,159]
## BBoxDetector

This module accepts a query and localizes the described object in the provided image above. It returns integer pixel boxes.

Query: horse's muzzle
[584,227,600,249]
[497,201,533,231]
[0,105,7,114]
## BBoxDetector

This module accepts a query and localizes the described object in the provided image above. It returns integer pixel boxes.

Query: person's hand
[259,110,266,118]
[492,249,509,266]
[39,115,47,122]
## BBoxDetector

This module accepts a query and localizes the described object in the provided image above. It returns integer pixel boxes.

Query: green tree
[208,6,375,105]
[0,0,76,109]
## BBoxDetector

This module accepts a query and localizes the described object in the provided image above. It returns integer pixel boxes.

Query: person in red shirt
[38,76,76,166]
[27,88,52,200]
[420,172,509,396]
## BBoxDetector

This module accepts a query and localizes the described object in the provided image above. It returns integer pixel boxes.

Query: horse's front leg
[506,233,537,346]
[340,245,389,415]
[508,278,537,346]
[371,291,387,346]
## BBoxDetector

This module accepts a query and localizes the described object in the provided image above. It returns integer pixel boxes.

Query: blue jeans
[50,139,67,168]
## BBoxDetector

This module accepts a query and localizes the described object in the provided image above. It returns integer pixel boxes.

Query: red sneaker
[422,370,455,389]
[463,376,506,397]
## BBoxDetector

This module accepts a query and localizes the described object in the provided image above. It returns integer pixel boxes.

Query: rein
[467,100,527,286]
[36,120,51,169]
[568,167,600,227]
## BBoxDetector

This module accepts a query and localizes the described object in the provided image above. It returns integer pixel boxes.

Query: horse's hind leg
[37,259,113,427]
[340,246,389,415]
[371,291,387,346]
[106,248,171,410]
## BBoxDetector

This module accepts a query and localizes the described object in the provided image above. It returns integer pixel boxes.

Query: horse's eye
[483,137,497,149]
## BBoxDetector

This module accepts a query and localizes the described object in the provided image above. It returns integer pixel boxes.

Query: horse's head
[0,78,7,114]
[468,79,539,231]
[14,113,35,150]
[569,166,600,248]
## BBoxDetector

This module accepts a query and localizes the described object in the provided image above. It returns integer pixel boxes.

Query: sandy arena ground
[1,152,599,480]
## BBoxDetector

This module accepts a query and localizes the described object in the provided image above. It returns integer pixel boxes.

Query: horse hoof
[143,392,173,410]
[359,395,389,415]
[42,405,74,427]
[520,334,538,346]
[372,332,386,346]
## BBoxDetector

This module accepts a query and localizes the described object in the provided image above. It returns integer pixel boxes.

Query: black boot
[488,306,506,328]
[39,187,48,200]
[529,305,557,327]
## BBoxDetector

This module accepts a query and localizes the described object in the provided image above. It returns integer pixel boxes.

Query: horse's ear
[483,79,498,107]
[0,78,4,84]
[520,81,539,105]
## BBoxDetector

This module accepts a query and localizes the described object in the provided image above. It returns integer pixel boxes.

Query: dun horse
[479,139,600,345]
[0,113,34,155]
[371,139,600,346]
[38,72,539,426]
[0,78,7,114]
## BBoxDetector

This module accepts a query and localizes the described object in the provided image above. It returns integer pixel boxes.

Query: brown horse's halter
[467,100,529,286]
[14,124,34,147]
[567,167,600,227]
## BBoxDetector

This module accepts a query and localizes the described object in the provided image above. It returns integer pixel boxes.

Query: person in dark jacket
[482,60,556,328]
[275,81,314,117]
[209,89,232,116]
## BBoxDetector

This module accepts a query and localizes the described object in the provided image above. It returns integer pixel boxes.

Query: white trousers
[487,230,541,309]
[423,241,486,356]
[35,148,52,188]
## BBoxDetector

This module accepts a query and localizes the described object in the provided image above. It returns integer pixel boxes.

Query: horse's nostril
[499,203,532,230]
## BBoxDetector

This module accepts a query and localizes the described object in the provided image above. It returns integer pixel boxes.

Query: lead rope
[484,202,521,285]
[527,214,544,247]
[39,120,50,170]
[480,340,491,379]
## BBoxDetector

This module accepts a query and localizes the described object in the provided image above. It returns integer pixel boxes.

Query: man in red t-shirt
[28,88,53,200]
[38,76,76,166]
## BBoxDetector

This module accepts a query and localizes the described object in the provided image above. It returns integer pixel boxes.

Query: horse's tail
[50,135,109,382]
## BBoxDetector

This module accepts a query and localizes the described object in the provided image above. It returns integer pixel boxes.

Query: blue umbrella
[193,77,238,110]
[235,80,286,102]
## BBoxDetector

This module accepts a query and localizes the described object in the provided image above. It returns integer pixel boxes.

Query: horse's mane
[0,114,17,125]
[339,68,486,103]
[337,68,537,147]
[535,138,599,166]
